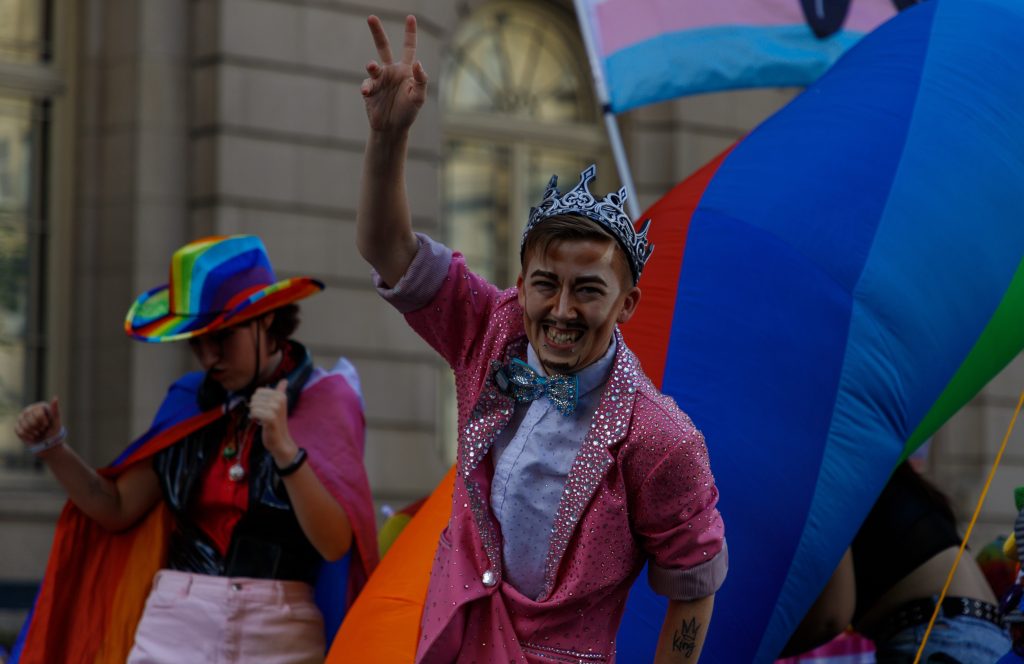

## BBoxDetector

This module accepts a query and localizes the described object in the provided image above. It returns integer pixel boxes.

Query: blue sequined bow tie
[495,358,579,416]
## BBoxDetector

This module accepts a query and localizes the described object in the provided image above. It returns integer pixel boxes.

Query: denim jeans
[874,614,1011,664]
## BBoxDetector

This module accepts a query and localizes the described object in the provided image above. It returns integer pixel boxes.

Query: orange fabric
[328,466,455,664]
[95,504,174,663]
[20,499,174,664]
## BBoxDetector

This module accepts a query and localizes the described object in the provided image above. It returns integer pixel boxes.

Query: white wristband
[28,426,67,455]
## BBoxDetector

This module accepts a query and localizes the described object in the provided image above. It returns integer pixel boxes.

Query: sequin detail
[458,341,521,479]
[538,329,637,600]
[466,480,502,583]
[522,641,608,663]
[457,337,525,576]
[497,358,579,416]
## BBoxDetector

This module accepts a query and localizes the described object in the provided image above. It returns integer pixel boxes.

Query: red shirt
[190,346,297,556]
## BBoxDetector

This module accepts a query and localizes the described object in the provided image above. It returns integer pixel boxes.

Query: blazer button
[481,569,498,587]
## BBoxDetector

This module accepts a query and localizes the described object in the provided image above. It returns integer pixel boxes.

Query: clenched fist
[16,397,63,447]
[249,379,296,463]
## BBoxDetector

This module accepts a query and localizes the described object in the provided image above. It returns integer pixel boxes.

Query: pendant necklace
[224,330,274,483]
[228,456,246,482]
[224,413,248,482]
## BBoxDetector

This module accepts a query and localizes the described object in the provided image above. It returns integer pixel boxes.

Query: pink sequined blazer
[379,238,727,664]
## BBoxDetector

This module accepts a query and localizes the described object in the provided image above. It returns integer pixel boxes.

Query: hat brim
[124,277,324,343]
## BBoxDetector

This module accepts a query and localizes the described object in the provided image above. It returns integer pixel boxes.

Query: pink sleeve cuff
[648,539,728,601]
[372,233,453,314]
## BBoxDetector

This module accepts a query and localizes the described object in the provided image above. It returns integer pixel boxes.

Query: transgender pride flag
[575,0,913,112]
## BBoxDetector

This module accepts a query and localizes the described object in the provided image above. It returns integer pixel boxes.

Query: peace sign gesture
[362,15,428,134]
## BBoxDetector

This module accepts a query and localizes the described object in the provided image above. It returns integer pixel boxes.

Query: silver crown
[521,165,653,284]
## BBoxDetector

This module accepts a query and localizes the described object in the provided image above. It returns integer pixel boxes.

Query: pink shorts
[127,569,325,664]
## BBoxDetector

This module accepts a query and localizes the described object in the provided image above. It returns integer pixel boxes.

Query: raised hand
[362,15,428,133]
[16,397,62,445]
[249,379,295,461]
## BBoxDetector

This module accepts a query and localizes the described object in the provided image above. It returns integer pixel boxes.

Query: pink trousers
[127,569,325,664]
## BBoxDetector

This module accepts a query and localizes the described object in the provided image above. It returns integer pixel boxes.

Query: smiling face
[188,315,279,392]
[517,237,640,375]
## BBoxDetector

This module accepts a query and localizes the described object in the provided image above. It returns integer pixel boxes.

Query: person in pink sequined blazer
[355,15,727,664]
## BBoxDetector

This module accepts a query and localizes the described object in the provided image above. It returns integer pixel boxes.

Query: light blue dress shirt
[490,337,617,600]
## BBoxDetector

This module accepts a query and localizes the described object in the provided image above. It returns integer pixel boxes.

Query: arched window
[437,1,614,462]
[441,0,615,286]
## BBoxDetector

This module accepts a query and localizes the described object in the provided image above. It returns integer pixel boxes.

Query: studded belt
[871,595,1003,643]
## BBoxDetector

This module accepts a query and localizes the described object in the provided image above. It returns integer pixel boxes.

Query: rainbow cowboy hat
[124,235,324,343]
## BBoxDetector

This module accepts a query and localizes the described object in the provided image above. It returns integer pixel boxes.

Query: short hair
[520,214,631,286]
[266,303,300,349]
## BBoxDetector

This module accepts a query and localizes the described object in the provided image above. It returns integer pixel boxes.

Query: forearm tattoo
[672,617,700,658]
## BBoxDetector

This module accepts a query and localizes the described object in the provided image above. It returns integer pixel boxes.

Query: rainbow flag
[620,0,1024,659]
[576,0,913,112]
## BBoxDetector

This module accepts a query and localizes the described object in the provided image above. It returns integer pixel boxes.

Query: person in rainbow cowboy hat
[355,15,726,663]
[13,235,378,664]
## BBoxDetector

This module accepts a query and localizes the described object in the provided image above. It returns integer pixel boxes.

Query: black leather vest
[153,343,322,584]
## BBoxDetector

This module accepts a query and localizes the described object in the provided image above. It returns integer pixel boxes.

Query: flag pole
[573,0,641,220]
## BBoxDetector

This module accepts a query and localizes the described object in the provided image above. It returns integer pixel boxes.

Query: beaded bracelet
[275,447,308,477]
[28,426,67,456]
